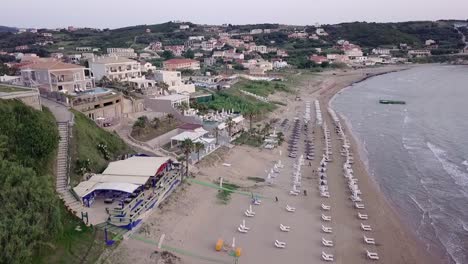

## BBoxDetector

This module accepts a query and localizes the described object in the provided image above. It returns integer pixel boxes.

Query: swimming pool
[82,87,111,95]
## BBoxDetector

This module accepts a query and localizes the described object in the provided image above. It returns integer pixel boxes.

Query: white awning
[88,174,151,185]
[171,129,208,142]
[103,156,170,176]
[73,181,140,198]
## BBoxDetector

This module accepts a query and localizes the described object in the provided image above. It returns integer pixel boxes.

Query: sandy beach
[102,66,438,264]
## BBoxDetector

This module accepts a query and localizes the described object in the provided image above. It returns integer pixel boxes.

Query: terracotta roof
[21,61,84,70]
[164,59,198,65]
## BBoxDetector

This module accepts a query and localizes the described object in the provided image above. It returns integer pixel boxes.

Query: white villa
[154,70,195,94]
[89,56,142,82]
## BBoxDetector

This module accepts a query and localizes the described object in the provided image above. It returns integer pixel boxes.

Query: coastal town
[1,18,468,264]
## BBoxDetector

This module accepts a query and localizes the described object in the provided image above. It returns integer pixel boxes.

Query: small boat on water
[379,99,406,105]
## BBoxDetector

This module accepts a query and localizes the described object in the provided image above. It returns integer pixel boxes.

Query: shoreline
[104,65,443,264]
[319,66,442,264]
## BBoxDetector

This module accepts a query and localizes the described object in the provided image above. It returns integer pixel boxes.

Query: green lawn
[0,85,27,93]
[34,205,106,264]
[69,110,133,187]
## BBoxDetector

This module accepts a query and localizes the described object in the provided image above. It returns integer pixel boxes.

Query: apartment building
[163,59,200,71]
[89,56,142,82]
[20,61,94,93]
[154,70,195,94]
[107,48,137,58]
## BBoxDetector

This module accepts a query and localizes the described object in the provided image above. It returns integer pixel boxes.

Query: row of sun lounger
[330,108,380,261]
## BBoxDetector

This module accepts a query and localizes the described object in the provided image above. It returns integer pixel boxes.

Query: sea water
[331,65,468,264]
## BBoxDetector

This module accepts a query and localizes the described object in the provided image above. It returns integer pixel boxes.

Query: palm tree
[167,113,174,124]
[194,142,205,161]
[176,102,189,115]
[215,127,219,145]
[179,138,194,179]
[262,123,272,139]
[151,117,161,129]
[158,82,170,95]
[226,117,235,138]
[244,107,259,132]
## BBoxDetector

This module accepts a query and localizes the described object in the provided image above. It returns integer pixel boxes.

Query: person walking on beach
[275,196,279,202]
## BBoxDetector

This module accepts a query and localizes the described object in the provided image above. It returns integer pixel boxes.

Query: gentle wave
[427,142,468,188]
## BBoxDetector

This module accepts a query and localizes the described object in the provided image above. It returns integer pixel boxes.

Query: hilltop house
[163,59,200,71]
[20,61,94,93]
[154,70,195,94]
[107,48,137,58]
[408,50,431,58]
[89,56,142,82]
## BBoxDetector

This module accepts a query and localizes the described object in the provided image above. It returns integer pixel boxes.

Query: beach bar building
[73,156,182,229]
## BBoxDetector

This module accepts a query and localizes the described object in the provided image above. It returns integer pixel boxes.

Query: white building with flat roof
[154,70,195,94]
[89,56,142,82]
[107,48,137,58]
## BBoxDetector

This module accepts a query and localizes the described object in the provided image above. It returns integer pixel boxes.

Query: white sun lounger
[322,225,332,233]
[289,190,300,196]
[280,224,291,232]
[358,212,369,220]
[321,251,334,261]
[240,219,250,230]
[322,237,334,247]
[238,226,248,233]
[244,211,254,217]
[286,205,296,212]
[355,203,365,209]
[321,214,331,221]
[321,204,331,211]
[366,250,379,260]
[363,235,375,245]
[321,192,330,198]
[361,223,372,231]
[275,240,286,248]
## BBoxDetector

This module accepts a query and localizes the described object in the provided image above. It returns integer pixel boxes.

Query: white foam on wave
[427,142,468,188]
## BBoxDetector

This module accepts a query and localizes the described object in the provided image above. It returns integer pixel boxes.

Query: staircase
[56,122,88,222]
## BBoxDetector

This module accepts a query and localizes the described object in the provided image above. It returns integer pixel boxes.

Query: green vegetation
[0,100,61,264]
[204,80,294,116]
[233,132,264,147]
[70,110,132,186]
[323,21,464,49]
[216,182,240,204]
[247,177,265,183]
[0,85,28,93]
[131,115,182,142]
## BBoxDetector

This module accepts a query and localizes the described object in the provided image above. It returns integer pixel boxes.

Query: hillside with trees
[0,100,62,263]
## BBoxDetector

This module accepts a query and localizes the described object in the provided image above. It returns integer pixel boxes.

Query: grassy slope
[205,79,295,114]
[70,110,133,187]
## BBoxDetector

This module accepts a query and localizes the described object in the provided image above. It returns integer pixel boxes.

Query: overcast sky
[2,0,467,29]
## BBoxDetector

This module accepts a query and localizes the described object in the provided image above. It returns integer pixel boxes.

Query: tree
[215,127,219,145]
[194,142,205,161]
[162,50,174,60]
[150,117,161,129]
[277,132,285,145]
[244,107,259,131]
[158,82,170,95]
[179,138,194,179]
[133,115,149,129]
[166,113,174,124]
[226,117,235,138]
[262,123,272,139]
[176,102,189,115]
[183,49,195,59]
[0,135,7,159]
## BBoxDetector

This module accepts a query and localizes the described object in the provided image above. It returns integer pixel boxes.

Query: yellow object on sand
[235,247,242,257]
[215,239,224,251]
